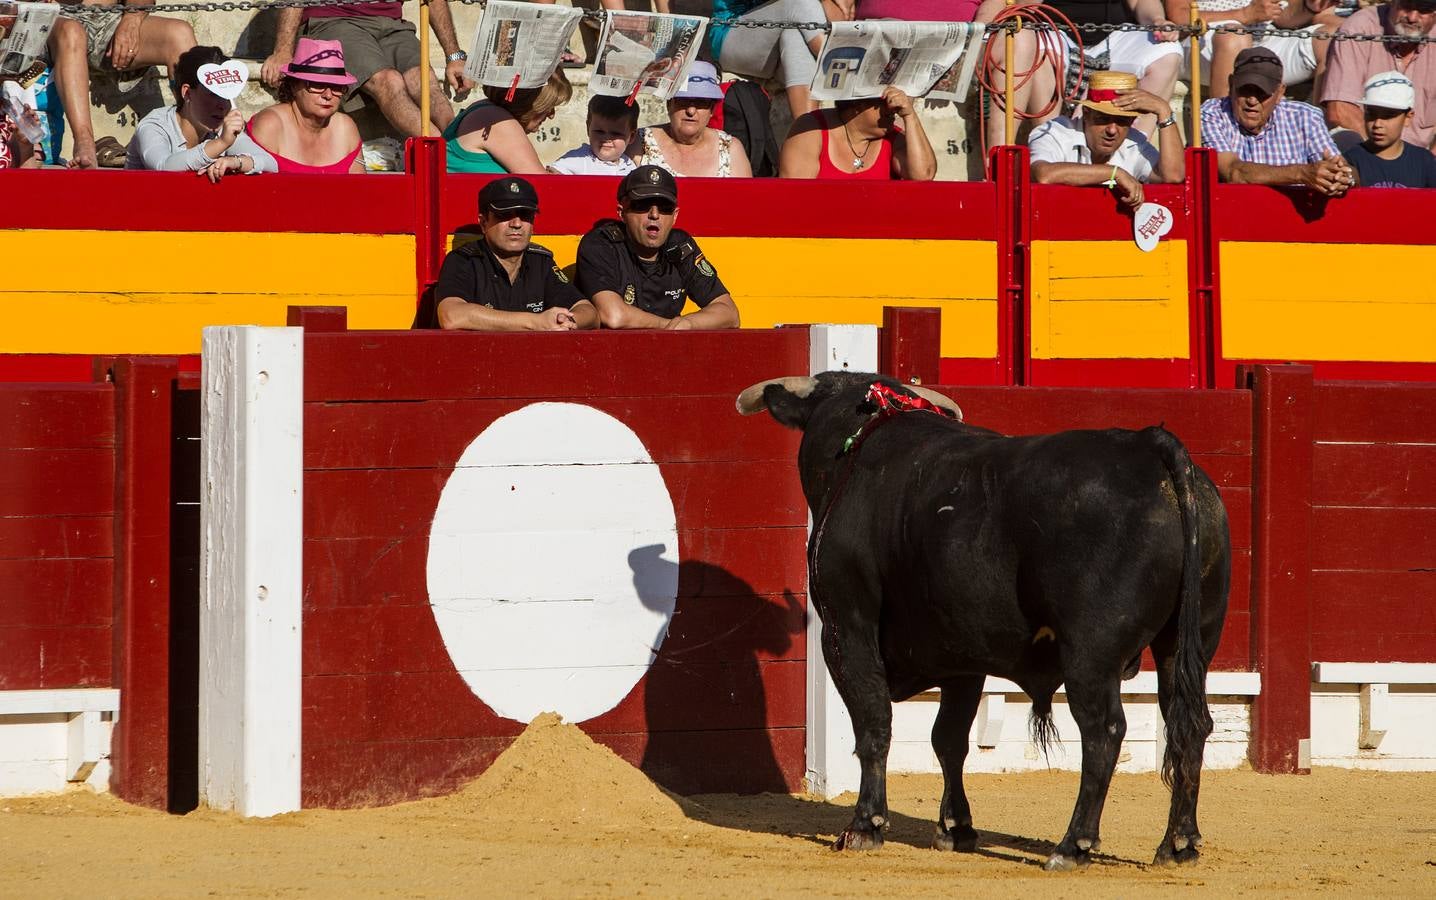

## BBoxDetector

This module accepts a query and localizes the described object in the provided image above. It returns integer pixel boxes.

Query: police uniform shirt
[434,239,582,314]
[575,220,729,319]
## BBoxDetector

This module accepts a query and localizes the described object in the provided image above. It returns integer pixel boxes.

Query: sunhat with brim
[1362,71,1415,111]
[673,61,724,102]
[1080,71,1139,118]
[280,37,357,86]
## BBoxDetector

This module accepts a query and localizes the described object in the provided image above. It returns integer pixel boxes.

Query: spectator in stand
[126,46,277,179]
[0,72,42,169]
[435,177,599,331]
[778,86,937,180]
[1322,0,1436,150]
[977,0,1183,146]
[1202,47,1354,192]
[1344,70,1436,185]
[709,0,853,117]
[1166,0,1329,100]
[857,0,978,21]
[1029,70,1184,207]
[631,62,753,178]
[248,39,365,174]
[261,0,472,138]
[444,71,572,174]
[44,0,196,168]
[576,165,741,331]
[549,94,638,176]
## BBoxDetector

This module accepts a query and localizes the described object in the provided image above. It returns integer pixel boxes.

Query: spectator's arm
[1128,0,1179,35]
[590,290,675,329]
[569,299,600,330]
[130,117,214,171]
[1324,100,1365,136]
[1031,160,1128,186]
[726,135,753,177]
[1153,119,1185,183]
[1218,151,1349,194]
[230,131,278,174]
[890,109,938,181]
[778,114,823,178]
[426,0,462,56]
[670,294,739,331]
[262,8,303,88]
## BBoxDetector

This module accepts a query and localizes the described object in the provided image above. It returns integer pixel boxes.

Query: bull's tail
[1029,692,1059,762]
[1148,427,1214,790]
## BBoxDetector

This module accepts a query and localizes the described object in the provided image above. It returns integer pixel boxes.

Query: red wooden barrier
[879,307,942,386]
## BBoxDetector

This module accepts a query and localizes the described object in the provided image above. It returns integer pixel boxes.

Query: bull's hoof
[932,824,979,852]
[1043,852,1090,872]
[833,827,884,852]
[1153,834,1202,867]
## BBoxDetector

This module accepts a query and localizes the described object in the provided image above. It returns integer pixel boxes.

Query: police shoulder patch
[552,265,570,284]
[695,254,715,277]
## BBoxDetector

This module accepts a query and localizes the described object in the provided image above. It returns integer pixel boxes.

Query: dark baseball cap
[1231,47,1283,96]
[479,176,539,214]
[619,165,679,204]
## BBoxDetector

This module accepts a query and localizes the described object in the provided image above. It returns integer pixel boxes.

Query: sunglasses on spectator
[303,82,345,96]
[485,208,537,222]
[627,199,677,215]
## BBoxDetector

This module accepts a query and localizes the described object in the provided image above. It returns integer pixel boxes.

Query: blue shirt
[1200,97,1337,167]
[709,0,759,58]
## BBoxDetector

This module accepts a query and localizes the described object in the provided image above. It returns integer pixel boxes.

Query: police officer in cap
[575,165,740,330]
[435,176,598,331]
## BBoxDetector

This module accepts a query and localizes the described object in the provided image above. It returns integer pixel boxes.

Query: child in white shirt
[548,94,639,176]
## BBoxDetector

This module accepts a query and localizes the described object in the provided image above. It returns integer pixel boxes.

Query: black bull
[737,372,1230,870]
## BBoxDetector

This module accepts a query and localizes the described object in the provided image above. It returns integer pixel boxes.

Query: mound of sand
[439,713,706,830]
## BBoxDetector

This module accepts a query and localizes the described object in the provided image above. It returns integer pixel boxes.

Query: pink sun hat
[280,37,357,86]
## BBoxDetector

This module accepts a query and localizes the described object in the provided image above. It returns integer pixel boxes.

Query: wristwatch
[446,51,468,63]
[1156,113,1178,129]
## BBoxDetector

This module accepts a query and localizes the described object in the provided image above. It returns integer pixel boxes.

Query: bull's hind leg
[1046,678,1126,871]
[820,617,892,852]
[930,675,984,852]
[1151,636,1206,866]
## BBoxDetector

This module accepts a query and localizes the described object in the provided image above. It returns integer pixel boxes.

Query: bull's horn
[735,376,817,415]
[909,386,964,421]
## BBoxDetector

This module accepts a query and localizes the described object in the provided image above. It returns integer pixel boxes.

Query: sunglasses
[485,208,537,223]
[627,198,676,215]
[303,82,345,96]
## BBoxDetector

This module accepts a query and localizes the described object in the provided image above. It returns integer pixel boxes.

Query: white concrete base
[1311,687,1436,770]
[0,689,120,796]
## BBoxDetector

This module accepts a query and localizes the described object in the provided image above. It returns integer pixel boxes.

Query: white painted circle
[426,402,679,724]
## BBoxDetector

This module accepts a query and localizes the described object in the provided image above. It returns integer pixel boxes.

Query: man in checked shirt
[1201,47,1356,195]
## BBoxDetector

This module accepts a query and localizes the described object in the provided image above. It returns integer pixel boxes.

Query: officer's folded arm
[590,290,676,330]
[437,296,578,332]
[667,294,740,331]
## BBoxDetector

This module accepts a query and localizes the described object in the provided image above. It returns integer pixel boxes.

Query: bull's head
[736,371,963,430]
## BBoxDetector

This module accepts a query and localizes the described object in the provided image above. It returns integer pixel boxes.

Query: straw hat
[1081,71,1139,118]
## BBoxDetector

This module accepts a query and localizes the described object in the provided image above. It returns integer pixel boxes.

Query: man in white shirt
[1028,70,1186,209]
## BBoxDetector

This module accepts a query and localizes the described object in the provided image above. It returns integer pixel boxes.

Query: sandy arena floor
[3,716,1434,898]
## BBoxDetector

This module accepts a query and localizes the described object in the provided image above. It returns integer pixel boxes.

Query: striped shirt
[1200,98,1338,166]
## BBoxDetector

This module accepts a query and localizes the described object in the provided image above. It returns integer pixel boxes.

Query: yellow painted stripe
[1221,242,1436,361]
[1029,240,1190,359]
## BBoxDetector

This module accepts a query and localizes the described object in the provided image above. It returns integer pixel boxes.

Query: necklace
[841,121,875,171]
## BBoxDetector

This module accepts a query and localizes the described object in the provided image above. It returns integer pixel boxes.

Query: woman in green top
[444,70,573,174]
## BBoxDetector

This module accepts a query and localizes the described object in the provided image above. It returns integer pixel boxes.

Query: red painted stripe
[303,329,811,402]
[0,559,112,627]
[442,175,999,240]
[595,726,806,794]
[1313,382,1436,443]
[0,516,113,561]
[0,625,112,689]
[1027,357,1195,389]
[1031,183,1189,240]
[302,736,512,809]
[0,170,414,234]
[1233,359,1436,384]
[1213,185,1436,245]
[0,384,114,449]
[0,355,202,384]
[0,449,115,516]
[1312,571,1436,663]
[1311,506,1436,571]
[1213,609,1250,670]
[938,357,1007,386]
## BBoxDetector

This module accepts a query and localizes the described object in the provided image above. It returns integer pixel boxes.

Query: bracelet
[1157,113,1178,129]
[446,51,467,63]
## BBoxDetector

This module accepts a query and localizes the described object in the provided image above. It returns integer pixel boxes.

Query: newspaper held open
[0,2,59,76]
[464,0,582,90]
[590,11,708,102]
[811,21,985,103]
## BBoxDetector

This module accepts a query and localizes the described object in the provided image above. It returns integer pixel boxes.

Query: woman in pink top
[249,38,365,174]
[778,87,937,180]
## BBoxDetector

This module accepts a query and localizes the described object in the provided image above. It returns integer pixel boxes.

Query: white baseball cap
[1361,71,1415,111]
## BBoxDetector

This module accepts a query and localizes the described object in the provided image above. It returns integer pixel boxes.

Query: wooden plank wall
[0,384,116,689]
[298,329,811,807]
[1310,382,1436,663]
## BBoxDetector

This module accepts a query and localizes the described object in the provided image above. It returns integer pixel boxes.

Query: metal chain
[63,0,1436,45]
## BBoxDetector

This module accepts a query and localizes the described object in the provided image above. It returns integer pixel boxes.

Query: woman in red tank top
[778,86,937,181]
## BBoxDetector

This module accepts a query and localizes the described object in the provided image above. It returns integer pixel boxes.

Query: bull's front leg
[821,618,893,852]
[931,675,985,852]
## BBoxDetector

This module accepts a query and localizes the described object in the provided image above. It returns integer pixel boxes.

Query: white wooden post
[805,325,879,799]
[199,326,303,817]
